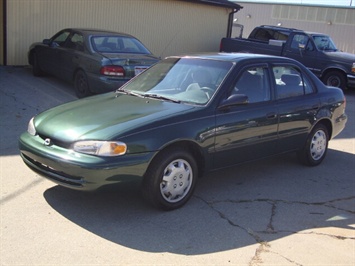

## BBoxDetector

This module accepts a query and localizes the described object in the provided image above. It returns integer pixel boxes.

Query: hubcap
[160,159,193,203]
[327,76,341,87]
[310,130,327,160]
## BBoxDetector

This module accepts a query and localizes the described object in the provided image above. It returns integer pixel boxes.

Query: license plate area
[134,66,148,76]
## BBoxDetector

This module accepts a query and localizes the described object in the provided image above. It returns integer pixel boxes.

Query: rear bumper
[333,113,348,139]
[87,74,131,94]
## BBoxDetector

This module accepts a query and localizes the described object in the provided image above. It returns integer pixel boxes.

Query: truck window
[290,34,310,50]
[253,29,273,41]
[312,35,337,51]
[232,66,271,103]
[273,66,314,99]
[250,28,289,42]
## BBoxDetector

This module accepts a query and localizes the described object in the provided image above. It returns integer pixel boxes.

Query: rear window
[91,36,151,54]
[250,28,290,42]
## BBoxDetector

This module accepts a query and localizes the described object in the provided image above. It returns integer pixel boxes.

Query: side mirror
[218,94,248,110]
[42,39,51,45]
[43,39,59,48]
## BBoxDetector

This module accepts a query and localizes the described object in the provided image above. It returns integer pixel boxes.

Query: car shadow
[43,149,355,255]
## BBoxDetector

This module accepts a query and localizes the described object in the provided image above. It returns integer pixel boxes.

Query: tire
[142,148,198,210]
[298,124,329,166]
[74,70,92,98]
[32,53,44,77]
[322,70,347,90]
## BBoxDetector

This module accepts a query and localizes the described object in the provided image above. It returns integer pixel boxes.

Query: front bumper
[347,74,355,87]
[19,132,154,190]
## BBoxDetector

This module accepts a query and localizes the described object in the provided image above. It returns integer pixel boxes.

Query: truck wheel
[142,147,198,210]
[322,70,346,90]
[74,70,92,98]
[297,124,329,166]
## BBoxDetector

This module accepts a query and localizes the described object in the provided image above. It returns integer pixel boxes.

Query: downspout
[227,8,239,38]
[2,0,7,65]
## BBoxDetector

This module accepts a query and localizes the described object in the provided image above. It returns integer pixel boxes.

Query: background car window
[92,36,151,54]
[65,33,84,51]
[274,66,314,99]
[231,66,271,103]
[312,35,337,51]
[52,31,70,47]
[254,29,273,41]
[290,34,309,50]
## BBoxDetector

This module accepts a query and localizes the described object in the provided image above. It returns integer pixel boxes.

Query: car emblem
[44,138,51,146]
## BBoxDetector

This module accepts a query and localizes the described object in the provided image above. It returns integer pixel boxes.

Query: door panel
[273,65,320,152]
[213,65,278,169]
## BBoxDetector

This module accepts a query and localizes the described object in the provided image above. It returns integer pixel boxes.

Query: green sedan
[19,53,347,210]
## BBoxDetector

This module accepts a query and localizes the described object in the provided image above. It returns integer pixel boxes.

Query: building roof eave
[178,0,243,10]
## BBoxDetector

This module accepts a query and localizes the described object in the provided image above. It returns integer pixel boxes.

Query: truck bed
[220,37,284,56]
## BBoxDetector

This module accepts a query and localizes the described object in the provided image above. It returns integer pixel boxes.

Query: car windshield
[91,36,151,54]
[117,57,234,105]
[312,35,338,51]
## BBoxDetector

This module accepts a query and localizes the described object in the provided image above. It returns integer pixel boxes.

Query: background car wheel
[32,53,44,77]
[74,70,92,98]
[298,124,329,166]
[142,147,198,210]
[322,70,347,90]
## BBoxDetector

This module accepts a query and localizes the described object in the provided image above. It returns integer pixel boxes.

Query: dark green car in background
[19,53,347,210]
[28,28,159,98]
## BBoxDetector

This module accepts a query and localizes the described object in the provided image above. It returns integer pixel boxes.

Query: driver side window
[291,34,309,50]
[52,31,70,47]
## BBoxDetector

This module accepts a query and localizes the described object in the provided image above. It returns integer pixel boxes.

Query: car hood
[33,93,196,143]
[325,51,355,64]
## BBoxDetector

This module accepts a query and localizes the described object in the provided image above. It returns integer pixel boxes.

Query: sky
[232,0,355,7]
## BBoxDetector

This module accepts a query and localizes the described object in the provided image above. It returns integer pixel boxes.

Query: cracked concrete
[197,196,355,265]
[1,66,354,265]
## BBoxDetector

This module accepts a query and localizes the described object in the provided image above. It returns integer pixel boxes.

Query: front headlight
[28,117,36,136]
[72,141,127,157]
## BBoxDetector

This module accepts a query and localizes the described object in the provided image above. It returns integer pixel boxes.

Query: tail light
[100,66,125,77]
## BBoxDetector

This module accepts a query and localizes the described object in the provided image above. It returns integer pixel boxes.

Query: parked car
[28,28,160,98]
[19,53,347,210]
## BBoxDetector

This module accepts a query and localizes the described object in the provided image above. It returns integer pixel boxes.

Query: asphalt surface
[0,65,354,265]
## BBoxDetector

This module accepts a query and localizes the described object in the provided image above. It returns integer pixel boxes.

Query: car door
[283,33,321,76]
[56,32,85,81]
[213,64,279,169]
[273,64,320,152]
[37,30,71,76]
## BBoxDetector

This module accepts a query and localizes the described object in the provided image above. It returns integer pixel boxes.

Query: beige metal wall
[0,0,3,64]
[233,2,355,54]
[5,0,231,65]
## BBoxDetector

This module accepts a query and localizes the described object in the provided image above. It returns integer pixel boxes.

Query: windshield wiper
[116,88,144,98]
[143,93,181,103]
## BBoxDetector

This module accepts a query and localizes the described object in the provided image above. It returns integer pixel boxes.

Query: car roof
[168,52,296,63]
[65,28,135,38]
[258,25,327,37]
